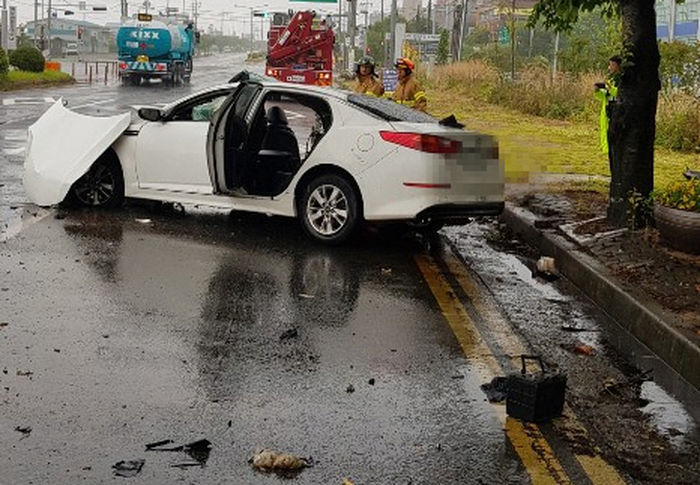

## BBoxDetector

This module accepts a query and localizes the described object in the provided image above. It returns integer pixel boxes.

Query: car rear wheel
[66,155,124,208]
[300,174,359,244]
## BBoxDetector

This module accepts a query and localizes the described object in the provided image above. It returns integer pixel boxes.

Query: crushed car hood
[24,99,131,206]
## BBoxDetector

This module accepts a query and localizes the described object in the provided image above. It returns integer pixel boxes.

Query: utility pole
[34,0,38,45]
[459,0,467,61]
[1,0,8,51]
[389,0,396,62]
[47,0,52,56]
[552,31,560,82]
[348,0,356,68]
[249,7,253,52]
[510,0,515,80]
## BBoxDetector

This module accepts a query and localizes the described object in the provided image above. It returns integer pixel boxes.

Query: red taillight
[119,62,127,70]
[379,131,462,154]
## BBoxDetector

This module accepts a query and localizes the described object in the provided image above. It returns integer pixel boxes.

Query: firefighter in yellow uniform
[353,55,385,97]
[391,57,427,111]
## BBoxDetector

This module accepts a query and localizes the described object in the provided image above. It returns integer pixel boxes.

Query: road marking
[415,250,627,485]
[414,254,573,484]
[70,97,119,110]
[439,246,626,485]
[2,97,56,106]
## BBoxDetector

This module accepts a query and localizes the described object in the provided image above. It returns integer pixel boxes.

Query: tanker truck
[117,16,196,86]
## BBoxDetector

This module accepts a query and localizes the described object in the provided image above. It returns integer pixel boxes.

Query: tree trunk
[608,0,660,227]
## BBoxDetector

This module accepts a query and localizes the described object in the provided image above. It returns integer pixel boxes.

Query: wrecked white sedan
[24,74,504,244]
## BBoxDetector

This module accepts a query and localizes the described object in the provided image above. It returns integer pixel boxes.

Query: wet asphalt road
[0,206,535,484]
[1,54,699,483]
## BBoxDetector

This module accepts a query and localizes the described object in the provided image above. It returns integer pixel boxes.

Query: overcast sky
[11,0,395,34]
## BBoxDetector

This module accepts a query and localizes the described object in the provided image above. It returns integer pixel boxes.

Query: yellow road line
[415,254,573,485]
[437,246,627,485]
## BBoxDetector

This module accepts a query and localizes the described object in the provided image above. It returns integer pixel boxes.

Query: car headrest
[266,106,288,126]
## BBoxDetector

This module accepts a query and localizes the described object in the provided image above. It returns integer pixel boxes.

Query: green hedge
[9,45,45,73]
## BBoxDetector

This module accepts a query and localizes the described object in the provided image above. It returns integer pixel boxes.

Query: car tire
[65,154,124,209]
[299,174,359,245]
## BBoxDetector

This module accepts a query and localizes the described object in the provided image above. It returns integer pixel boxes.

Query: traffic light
[65,10,74,15]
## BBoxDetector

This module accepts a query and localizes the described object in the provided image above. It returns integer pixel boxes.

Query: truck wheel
[299,174,359,245]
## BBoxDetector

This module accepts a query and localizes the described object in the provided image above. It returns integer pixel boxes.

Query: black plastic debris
[279,328,298,340]
[438,114,465,129]
[145,439,174,450]
[145,438,211,467]
[15,426,32,437]
[112,459,145,478]
[480,377,508,403]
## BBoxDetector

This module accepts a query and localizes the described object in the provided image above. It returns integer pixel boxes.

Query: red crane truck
[265,10,334,86]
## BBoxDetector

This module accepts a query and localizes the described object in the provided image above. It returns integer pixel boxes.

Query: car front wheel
[66,155,124,208]
[300,174,359,244]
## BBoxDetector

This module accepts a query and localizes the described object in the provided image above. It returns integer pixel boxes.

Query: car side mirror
[138,107,162,122]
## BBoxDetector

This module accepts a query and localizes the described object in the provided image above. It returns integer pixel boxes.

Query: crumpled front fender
[23,99,131,206]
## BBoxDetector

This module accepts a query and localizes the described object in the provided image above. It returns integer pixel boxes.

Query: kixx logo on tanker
[130,30,160,39]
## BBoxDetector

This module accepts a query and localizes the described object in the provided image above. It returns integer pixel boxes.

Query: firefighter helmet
[355,55,377,75]
[395,57,415,73]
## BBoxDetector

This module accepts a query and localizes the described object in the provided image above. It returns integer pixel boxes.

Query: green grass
[0,70,74,90]
[428,89,697,190]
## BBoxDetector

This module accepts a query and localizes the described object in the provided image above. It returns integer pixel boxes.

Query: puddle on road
[639,380,696,448]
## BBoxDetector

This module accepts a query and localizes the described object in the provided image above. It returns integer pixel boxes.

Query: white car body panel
[24,82,504,228]
[23,99,131,206]
[135,121,212,194]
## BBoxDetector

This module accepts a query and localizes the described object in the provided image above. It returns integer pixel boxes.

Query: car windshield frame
[346,94,437,123]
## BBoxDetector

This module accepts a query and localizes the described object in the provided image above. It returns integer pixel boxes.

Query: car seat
[254,106,301,195]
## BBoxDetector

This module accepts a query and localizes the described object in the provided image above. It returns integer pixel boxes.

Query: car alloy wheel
[69,157,124,208]
[301,174,359,244]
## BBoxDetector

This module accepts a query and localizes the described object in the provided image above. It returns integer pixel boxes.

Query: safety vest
[594,74,620,154]
[391,75,427,111]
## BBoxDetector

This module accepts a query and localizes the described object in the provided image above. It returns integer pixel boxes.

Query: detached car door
[135,90,230,194]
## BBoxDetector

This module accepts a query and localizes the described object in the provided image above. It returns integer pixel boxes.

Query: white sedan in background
[24,71,504,244]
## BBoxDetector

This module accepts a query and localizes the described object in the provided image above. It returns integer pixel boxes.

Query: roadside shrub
[652,179,699,212]
[9,45,45,72]
[430,59,499,98]
[656,92,700,151]
[0,47,8,76]
[487,65,595,120]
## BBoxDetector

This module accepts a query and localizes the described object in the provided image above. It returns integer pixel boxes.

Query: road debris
[145,438,211,467]
[535,256,559,281]
[15,426,32,437]
[0,322,8,329]
[342,479,355,485]
[279,328,298,340]
[298,293,315,299]
[573,344,596,356]
[381,267,392,275]
[346,384,355,393]
[368,378,375,386]
[112,459,145,478]
[135,218,152,224]
[250,449,312,474]
[480,376,508,403]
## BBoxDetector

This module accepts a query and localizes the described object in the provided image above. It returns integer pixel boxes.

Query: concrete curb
[501,203,700,391]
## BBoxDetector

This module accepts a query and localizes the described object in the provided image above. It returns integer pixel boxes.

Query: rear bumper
[416,202,504,224]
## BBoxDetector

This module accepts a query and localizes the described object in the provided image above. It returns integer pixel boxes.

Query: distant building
[656,0,700,42]
[401,0,423,20]
[25,18,113,55]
